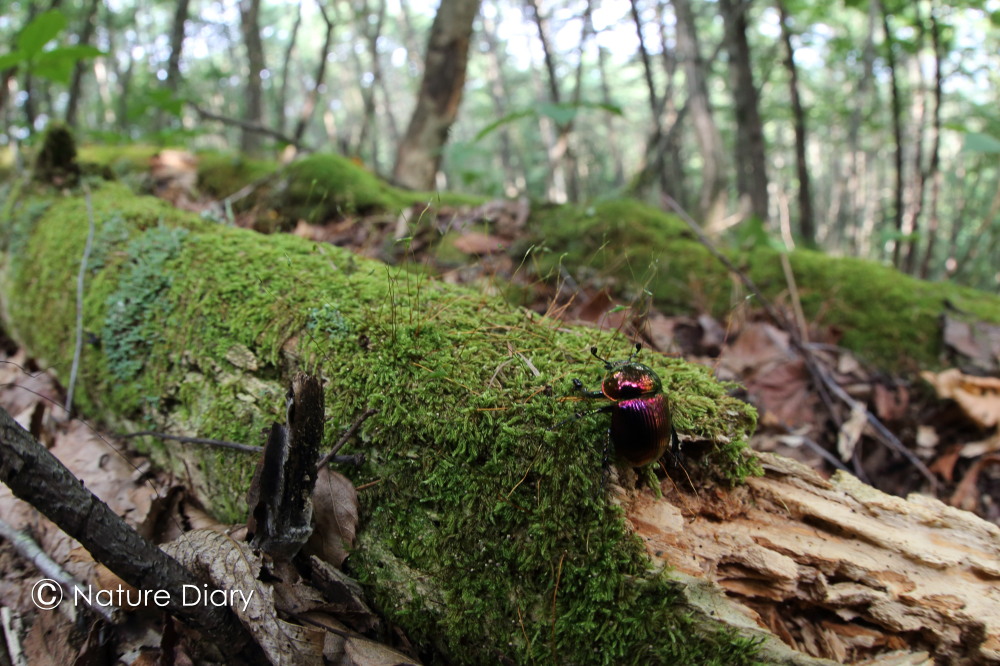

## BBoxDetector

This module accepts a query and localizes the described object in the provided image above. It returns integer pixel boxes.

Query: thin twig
[0,516,118,624]
[119,431,262,454]
[65,182,95,415]
[317,408,378,469]
[779,251,809,343]
[661,194,938,490]
[0,606,27,666]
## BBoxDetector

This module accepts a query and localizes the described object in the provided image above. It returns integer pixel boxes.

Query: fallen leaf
[920,369,1000,428]
[943,315,1000,373]
[452,231,505,255]
[837,403,868,462]
[305,468,359,568]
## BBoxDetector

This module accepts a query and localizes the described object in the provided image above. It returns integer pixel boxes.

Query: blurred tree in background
[1,0,998,289]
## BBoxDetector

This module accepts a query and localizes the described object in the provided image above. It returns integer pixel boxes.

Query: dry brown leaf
[873,383,909,422]
[920,368,1000,428]
[344,636,421,666]
[305,468,359,568]
[452,231,505,255]
[162,529,324,666]
[943,315,1000,373]
[837,403,869,461]
[961,430,1000,458]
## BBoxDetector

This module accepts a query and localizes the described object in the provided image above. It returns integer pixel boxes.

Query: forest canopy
[0,0,999,288]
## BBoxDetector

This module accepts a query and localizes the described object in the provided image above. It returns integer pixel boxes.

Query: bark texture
[392,0,481,190]
[718,0,768,221]
[672,0,728,230]
[238,0,265,155]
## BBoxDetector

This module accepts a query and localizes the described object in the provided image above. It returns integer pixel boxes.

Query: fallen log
[1,179,996,664]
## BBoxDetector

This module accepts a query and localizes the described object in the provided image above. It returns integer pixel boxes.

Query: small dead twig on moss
[65,182,95,415]
[661,194,938,490]
[316,408,377,469]
[120,430,262,453]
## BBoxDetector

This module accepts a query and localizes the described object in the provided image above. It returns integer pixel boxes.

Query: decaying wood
[629,453,1000,664]
[2,181,998,664]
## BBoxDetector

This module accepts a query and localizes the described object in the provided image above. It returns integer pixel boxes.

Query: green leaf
[31,58,75,84]
[538,102,578,126]
[17,10,67,57]
[0,51,25,70]
[473,110,534,141]
[49,45,105,59]
[962,132,1000,155]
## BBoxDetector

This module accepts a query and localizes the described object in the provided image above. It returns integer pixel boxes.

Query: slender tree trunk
[290,3,335,148]
[899,7,929,275]
[275,1,302,135]
[918,3,944,279]
[630,0,659,116]
[392,0,482,190]
[596,45,625,187]
[65,0,102,128]
[777,0,814,245]
[481,8,523,194]
[844,0,878,255]
[718,0,768,222]
[238,0,266,155]
[524,0,573,202]
[883,11,905,266]
[672,0,728,230]
[364,0,391,169]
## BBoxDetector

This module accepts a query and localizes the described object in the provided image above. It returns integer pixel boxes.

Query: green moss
[276,153,481,225]
[195,151,277,198]
[78,144,165,177]
[529,198,1000,371]
[0,181,762,664]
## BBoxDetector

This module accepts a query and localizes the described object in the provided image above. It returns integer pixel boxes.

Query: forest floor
[2,149,999,664]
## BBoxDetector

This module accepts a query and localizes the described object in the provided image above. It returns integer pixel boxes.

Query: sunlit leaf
[538,102,578,126]
[473,110,534,141]
[962,132,1000,155]
[0,52,25,70]
[17,10,67,57]
[31,54,76,84]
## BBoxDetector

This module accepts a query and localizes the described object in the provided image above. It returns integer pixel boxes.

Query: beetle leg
[571,378,606,400]
[670,425,681,460]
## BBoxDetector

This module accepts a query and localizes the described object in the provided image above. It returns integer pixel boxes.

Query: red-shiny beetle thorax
[601,362,663,401]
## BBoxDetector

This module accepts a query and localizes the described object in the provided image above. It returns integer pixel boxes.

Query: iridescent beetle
[570,343,680,468]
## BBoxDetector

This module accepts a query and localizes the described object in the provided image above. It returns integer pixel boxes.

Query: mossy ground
[529,199,1000,371]
[1,180,761,664]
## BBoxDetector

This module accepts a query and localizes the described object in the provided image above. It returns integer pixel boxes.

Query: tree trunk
[65,0,102,128]
[290,3,335,149]
[524,0,574,202]
[777,0,814,245]
[2,174,1000,663]
[392,0,481,190]
[918,2,944,280]
[238,0,266,155]
[884,11,906,267]
[672,0,728,230]
[718,0,769,222]
[275,2,302,136]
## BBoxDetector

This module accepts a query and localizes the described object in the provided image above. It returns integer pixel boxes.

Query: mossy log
[1,182,998,665]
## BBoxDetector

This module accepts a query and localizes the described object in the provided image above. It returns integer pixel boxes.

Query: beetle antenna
[590,346,613,369]
[629,342,642,361]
